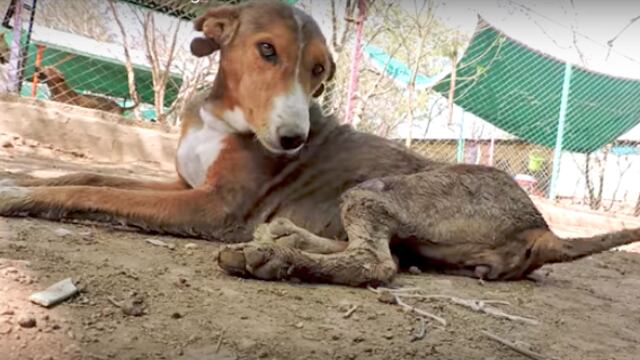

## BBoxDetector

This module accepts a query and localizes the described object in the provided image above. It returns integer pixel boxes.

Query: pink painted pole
[343,0,366,124]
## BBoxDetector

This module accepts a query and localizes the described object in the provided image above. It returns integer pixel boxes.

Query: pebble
[377,290,397,305]
[171,312,182,319]
[184,243,198,250]
[18,317,37,328]
[408,266,422,275]
[53,228,73,237]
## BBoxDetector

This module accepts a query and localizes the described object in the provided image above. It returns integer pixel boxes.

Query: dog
[1,0,638,287]
[35,65,138,114]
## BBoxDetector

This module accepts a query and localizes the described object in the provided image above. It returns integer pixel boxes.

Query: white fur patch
[176,108,234,188]
[0,186,29,214]
[222,107,251,133]
[268,81,310,151]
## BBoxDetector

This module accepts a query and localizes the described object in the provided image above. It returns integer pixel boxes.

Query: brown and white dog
[35,65,138,114]
[1,1,638,287]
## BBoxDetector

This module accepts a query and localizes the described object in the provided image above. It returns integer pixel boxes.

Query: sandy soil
[1,133,639,360]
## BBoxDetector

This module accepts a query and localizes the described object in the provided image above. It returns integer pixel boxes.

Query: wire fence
[1,0,639,217]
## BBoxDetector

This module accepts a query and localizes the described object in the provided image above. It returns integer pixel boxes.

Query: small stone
[184,243,198,250]
[171,312,182,319]
[2,140,13,148]
[122,300,145,317]
[377,290,397,305]
[18,317,37,328]
[408,266,422,275]
[294,322,304,329]
[383,332,394,339]
[53,228,73,237]
[145,238,169,248]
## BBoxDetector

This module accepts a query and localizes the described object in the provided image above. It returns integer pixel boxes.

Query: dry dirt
[1,133,639,360]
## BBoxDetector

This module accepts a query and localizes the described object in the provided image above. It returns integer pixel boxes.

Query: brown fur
[1,2,638,287]
[35,65,137,114]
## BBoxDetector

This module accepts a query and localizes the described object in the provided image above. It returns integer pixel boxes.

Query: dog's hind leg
[0,185,246,241]
[6,172,189,191]
[218,185,399,287]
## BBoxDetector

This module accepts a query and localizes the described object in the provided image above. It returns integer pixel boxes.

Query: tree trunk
[405,39,425,148]
[108,0,141,120]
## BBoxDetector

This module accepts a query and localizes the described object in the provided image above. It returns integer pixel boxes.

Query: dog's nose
[279,134,306,151]
[277,127,307,151]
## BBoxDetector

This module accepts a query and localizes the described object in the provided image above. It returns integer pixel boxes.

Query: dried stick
[400,294,538,325]
[482,330,553,360]
[343,304,359,319]
[215,329,225,353]
[393,294,447,326]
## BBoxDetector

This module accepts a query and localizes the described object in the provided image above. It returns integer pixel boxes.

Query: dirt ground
[1,133,639,360]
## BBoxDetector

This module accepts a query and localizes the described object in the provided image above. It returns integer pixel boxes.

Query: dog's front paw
[0,186,31,216]
[253,218,307,248]
[0,178,17,187]
[217,243,294,281]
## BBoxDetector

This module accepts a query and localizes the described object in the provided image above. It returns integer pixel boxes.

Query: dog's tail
[525,227,640,265]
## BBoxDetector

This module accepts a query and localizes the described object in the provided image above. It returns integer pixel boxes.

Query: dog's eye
[312,64,325,77]
[257,42,277,63]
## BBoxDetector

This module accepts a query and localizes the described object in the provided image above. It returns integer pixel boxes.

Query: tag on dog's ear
[190,37,220,57]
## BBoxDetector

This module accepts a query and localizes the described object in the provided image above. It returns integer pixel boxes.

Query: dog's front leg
[3,172,189,191]
[0,185,247,241]
[218,186,399,287]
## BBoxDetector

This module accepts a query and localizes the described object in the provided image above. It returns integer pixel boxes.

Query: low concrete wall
[0,94,178,171]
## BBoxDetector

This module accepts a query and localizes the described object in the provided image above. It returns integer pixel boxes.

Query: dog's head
[35,65,65,83]
[191,0,335,155]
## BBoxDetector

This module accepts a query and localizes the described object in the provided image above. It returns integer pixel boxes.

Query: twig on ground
[400,294,538,325]
[482,330,553,360]
[215,329,225,353]
[370,286,538,326]
[342,304,359,319]
[393,294,448,326]
[106,296,123,308]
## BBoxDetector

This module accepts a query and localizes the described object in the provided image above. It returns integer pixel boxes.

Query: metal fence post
[456,110,465,163]
[549,62,573,200]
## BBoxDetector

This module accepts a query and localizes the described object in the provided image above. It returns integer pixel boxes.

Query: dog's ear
[312,56,336,98]
[190,5,241,57]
